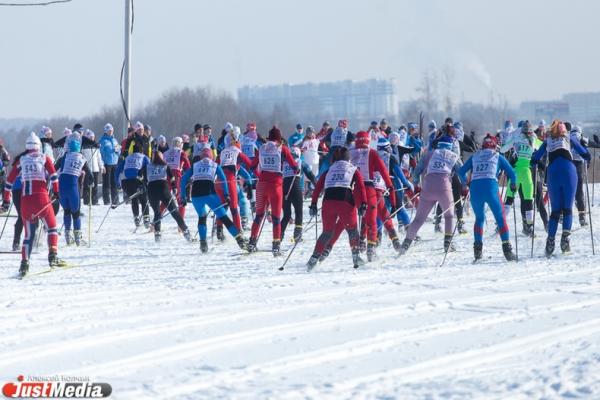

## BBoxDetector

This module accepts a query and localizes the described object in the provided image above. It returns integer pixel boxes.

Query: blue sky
[0,0,598,118]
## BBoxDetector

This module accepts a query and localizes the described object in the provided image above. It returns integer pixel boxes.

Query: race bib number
[324,160,356,189]
[220,147,239,167]
[192,159,218,181]
[259,142,282,173]
[164,149,182,171]
[61,152,85,176]
[147,164,167,182]
[547,136,571,153]
[21,154,46,181]
[471,150,499,181]
[426,149,459,175]
[124,154,144,170]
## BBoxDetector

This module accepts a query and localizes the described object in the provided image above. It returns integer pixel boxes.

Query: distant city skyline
[1,0,598,119]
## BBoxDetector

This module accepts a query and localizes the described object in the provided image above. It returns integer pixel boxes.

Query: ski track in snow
[1,201,600,399]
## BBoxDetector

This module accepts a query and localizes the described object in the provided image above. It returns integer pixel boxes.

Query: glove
[224,196,231,207]
[51,192,59,202]
[583,152,592,162]
[510,182,517,193]
[414,185,421,194]
[582,136,589,146]
[406,182,414,192]
[461,185,469,197]
[358,202,367,217]
[309,203,318,217]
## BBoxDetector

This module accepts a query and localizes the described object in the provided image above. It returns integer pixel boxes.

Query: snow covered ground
[1,198,600,399]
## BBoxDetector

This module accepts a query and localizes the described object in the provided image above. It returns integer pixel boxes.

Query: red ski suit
[216,145,252,231]
[3,152,59,261]
[311,160,367,254]
[249,142,298,242]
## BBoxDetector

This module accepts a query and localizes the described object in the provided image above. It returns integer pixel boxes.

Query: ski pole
[593,149,596,206]
[531,166,537,258]
[32,198,58,220]
[438,217,460,268]
[88,184,92,248]
[285,175,297,201]
[0,202,13,241]
[96,190,142,233]
[513,194,519,261]
[279,234,302,271]
[584,165,596,255]
[383,192,420,223]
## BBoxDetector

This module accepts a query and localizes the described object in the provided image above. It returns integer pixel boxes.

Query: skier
[570,126,588,226]
[163,136,191,219]
[531,120,590,256]
[40,126,55,162]
[458,134,517,261]
[377,137,414,232]
[499,121,540,237]
[146,151,191,242]
[399,135,462,255]
[8,176,23,251]
[99,123,121,206]
[55,138,93,246]
[115,143,151,228]
[247,126,299,256]
[3,132,66,277]
[281,135,317,242]
[306,147,367,270]
[180,147,247,253]
[350,130,397,261]
[156,135,169,154]
[215,126,253,237]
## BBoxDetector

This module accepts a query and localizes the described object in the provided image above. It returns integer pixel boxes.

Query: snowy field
[1,197,600,399]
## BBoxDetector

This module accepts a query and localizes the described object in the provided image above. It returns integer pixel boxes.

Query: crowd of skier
[0,116,597,277]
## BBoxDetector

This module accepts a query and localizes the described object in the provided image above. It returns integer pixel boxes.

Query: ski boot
[434,216,442,233]
[545,237,555,258]
[522,222,534,238]
[502,241,517,261]
[318,245,332,262]
[154,231,162,243]
[241,216,249,231]
[143,215,151,229]
[366,243,377,262]
[216,225,225,242]
[74,230,83,246]
[392,236,401,252]
[200,240,208,253]
[474,241,483,261]
[352,248,366,269]
[293,225,303,243]
[12,240,20,252]
[272,240,282,257]
[48,251,67,268]
[65,230,74,245]
[458,219,467,234]
[398,238,412,255]
[18,260,29,278]
[307,254,319,271]
[247,237,258,253]
[235,235,247,250]
[579,212,587,227]
[183,229,192,242]
[443,234,455,253]
[359,237,367,253]
[134,215,141,227]
[560,232,571,253]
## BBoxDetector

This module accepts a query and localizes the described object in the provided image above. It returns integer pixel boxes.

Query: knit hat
[268,126,282,142]
[134,121,144,131]
[428,120,437,130]
[104,123,114,133]
[355,131,370,148]
[25,132,41,151]
[481,134,498,150]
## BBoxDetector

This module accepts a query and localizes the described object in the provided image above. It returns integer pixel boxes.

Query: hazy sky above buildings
[1,0,598,118]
